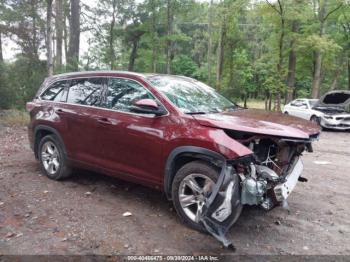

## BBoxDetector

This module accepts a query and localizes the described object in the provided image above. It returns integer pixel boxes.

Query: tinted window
[41,81,68,102]
[104,78,155,113]
[67,78,104,106]
[291,100,307,108]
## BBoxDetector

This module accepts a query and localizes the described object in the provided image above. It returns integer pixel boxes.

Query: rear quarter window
[40,81,68,102]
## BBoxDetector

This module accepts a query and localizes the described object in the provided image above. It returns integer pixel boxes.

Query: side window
[40,81,68,102]
[104,78,155,113]
[67,78,104,106]
[291,100,307,108]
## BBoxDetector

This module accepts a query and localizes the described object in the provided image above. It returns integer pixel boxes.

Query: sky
[2,0,262,61]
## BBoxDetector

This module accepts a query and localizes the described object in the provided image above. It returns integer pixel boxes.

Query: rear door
[63,77,105,163]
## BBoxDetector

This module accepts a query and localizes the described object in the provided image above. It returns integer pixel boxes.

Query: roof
[48,70,147,79]
[47,71,197,82]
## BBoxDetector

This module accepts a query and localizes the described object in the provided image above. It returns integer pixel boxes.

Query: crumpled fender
[200,162,243,250]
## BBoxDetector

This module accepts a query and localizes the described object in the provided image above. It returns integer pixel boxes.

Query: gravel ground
[0,125,349,255]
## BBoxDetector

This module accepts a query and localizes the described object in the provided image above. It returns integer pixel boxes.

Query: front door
[95,77,168,185]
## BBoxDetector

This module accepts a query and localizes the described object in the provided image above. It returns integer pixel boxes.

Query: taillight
[26,102,36,112]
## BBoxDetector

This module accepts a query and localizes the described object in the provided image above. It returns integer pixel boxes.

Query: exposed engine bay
[225,130,315,210]
[198,131,317,249]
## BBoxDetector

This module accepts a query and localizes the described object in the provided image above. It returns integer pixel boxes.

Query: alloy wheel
[178,173,215,223]
[41,141,60,175]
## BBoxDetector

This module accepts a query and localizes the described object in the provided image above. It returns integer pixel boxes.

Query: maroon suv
[27,71,320,247]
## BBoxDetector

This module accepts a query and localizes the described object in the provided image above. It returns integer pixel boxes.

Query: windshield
[147,76,236,114]
[309,99,318,107]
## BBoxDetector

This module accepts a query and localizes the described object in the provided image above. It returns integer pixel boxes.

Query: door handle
[55,108,65,114]
[97,117,112,125]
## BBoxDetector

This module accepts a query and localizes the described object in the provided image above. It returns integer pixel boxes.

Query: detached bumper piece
[199,163,242,250]
[274,158,303,202]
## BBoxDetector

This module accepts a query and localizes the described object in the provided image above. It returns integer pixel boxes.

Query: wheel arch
[34,125,67,159]
[310,114,318,120]
[164,146,225,200]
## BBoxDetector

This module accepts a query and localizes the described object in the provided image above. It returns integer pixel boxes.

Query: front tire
[171,160,219,232]
[38,134,72,180]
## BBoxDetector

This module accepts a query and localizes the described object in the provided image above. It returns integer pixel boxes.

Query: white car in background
[314,90,350,130]
[283,99,322,123]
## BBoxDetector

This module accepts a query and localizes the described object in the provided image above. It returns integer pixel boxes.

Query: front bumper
[320,117,350,130]
[274,158,303,201]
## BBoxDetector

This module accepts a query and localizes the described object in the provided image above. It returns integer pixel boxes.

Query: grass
[237,99,266,110]
[0,109,29,126]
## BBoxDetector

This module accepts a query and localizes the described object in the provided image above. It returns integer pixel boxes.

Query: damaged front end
[199,132,318,249]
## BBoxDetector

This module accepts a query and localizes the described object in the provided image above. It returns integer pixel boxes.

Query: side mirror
[132,99,166,116]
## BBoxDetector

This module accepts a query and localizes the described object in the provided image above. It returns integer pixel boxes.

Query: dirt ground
[0,124,349,256]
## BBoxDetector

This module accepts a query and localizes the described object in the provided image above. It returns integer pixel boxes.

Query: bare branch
[265,0,281,15]
[323,2,343,22]
[277,0,283,14]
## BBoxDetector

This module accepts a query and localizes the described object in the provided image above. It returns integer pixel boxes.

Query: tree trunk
[150,0,158,72]
[31,0,38,60]
[330,60,342,90]
[0,32,3,63]
[311,53,322,98]
[64,10,68,64]
[207,0,213,84]
[286,20,299,103]
[128,40,139,71]
[67,0,80,71]
[166,0,173,74]
[348,57,350,90]
[309,0,342,98]
[311,16,325,98]
[216,16,226,91]
[46,0,53,76]
[109,0,117,70]
[275,16,285,111]
[311,46,323,98]
[55,0,63,68]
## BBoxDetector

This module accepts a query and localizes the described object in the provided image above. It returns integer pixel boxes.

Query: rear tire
[284,111,289,115]
[171,160,219,232]
[38,134,72,180]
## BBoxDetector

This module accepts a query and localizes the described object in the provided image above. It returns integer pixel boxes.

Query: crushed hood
[193,109,320,139]
[314,90,350,113]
